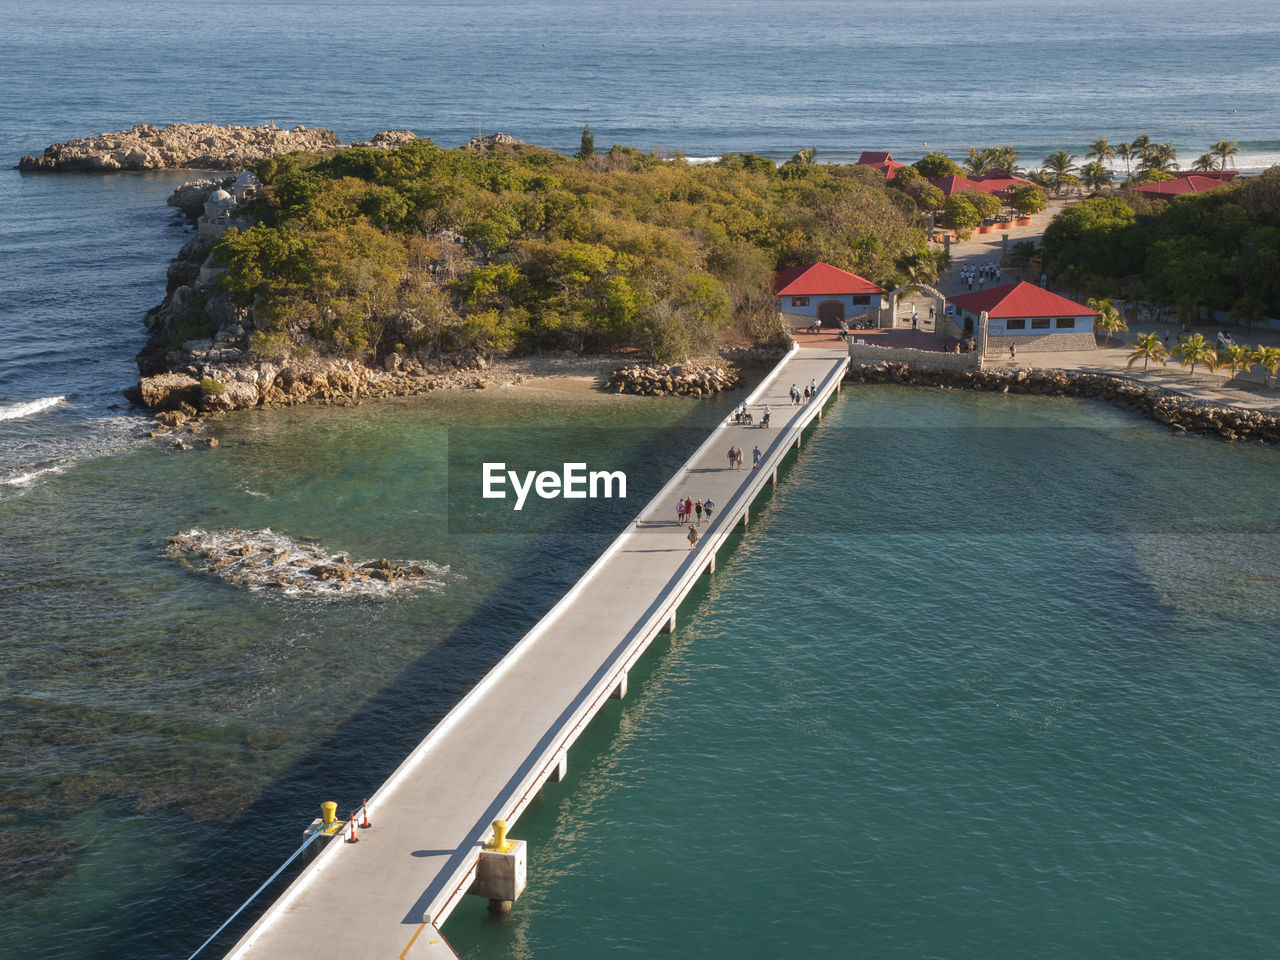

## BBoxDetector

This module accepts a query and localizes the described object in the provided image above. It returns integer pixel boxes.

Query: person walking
[694,499,704,525]
[704,498,715,523]
[789,384,799,406]
[1010,344,1016,361]
[727,446,736,470]
[684,497,693,522]
[802,384,811,404]
[752,445,761,469]
[687,524,699,550]
[677,498,687,525]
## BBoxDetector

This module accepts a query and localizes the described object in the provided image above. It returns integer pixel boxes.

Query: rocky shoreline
[846,361,1280,444]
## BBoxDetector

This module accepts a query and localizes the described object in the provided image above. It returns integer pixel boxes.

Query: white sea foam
[3,465,64,487]
[164,527,452,599]
[0,395,65,421]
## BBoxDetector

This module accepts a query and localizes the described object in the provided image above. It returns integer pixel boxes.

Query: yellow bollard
[485,819,514,853]
[321,801,338,825]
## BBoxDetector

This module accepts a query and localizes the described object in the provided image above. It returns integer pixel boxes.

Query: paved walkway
[224,344,850,960]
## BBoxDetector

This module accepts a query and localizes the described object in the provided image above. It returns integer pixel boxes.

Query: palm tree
[1086,137,1116,169]
[1220,343,1253,384]
[1115,141,1135,178]
[1130,133,1152,161]
[1042,149,1079,195]
[1088,296,1127,344]
[1173,333,1218,377]
[992,145,1021,174]
[1126,332,1168,371]
[1080,161,1114,191]
[788,146,816,166]
[1140,142,1179,176]
[964,147,997,178]
[1026,169,1054,189]
[1008,240,1039,278]
[1191,153,1217,172]
[1209,139,1239,171]
[1252,345,1280,388]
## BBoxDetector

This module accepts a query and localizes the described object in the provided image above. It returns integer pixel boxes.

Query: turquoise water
[444,387,1280,959]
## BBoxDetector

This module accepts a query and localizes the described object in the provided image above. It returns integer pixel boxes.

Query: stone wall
[984,332,1097,355]
[843,362,1280,444]
[848,342,981,371]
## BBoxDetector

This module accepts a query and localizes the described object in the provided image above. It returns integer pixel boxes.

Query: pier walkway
[224,343,850,960]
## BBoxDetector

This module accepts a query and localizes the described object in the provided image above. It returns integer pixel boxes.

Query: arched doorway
[818,300,845,326]
[963,316,974,334]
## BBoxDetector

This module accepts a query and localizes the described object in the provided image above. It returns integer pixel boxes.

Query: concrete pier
[223,344,848,960]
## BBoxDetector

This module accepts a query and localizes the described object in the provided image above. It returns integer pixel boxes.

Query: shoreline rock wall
[606,363,742,397]
[846,361,1280,444]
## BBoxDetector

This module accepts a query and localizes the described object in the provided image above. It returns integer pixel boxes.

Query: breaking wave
[0,396,65,421]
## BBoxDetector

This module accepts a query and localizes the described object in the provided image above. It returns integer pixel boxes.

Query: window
[791,296,809,307]
[851,295,870,305]
[1031,317,1051,329]
[1006,318,1026,330]
[1055,317,1074,328]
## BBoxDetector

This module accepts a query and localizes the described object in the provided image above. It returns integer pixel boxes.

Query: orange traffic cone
[360,799,372,829]
[345,812,360,843]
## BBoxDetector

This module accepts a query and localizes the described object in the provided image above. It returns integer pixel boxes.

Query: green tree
[1080,161,1114,192]
[1230,295,1268,332]
[1210,139,1240,172]
[913,151,962,179]
[575,124,595,160]
[1007,183,1048,216]
[1191,153,1217,173]
[1130,134,1152,161]
[1140,142,1178,176]
[1086,137,1116,169]
[1042,150,1079,195]
[1088,296,1127,344]
[1251,345,1280,387]
[964,147,998,178]
[1172,332,1218,377]
[1126,331,1168,371]
[939,194,981,232]
[1115,141,1135,179]
[1220,343,1253,383]
[788,146,817,166]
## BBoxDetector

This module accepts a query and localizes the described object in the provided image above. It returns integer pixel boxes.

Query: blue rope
[185,826,327,960]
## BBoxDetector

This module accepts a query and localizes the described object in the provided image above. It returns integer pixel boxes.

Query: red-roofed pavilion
[1133,174,1233,198]
[947,281,1099,353]
[855,151,907,178]
[775,262,885,328]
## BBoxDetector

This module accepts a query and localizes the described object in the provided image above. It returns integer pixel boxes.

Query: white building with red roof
[774,261,885,328]
[948,281,1099,353]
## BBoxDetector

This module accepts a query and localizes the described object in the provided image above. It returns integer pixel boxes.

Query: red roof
[855,150,906,178]
[774,262,884,296]
[949,281,1099,319]
[931,174,1032,197]
[1133,174,1232,197]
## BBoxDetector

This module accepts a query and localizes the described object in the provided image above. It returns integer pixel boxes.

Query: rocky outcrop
[846,362,1280,444]
[462,132,525,153]
[165,528,449,597]
[351,130,420,149]
[18,123,342,171]
[721,343,793,367]
[166,178,225,218]
[606,363,742,397]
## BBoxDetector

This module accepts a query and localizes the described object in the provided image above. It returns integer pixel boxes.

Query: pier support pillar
[471,825,527,913]
[661,612,676,634]
[704,553,715,576]
[768,469,777,486]
[739,508,749,528]
[549,750,568,783]
[794,435,802,451]
[611,673,628,700]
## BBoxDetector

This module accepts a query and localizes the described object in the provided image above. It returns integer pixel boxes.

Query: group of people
[959,261,1000,291]
[676,495,715,528]
[788,378,819,406]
